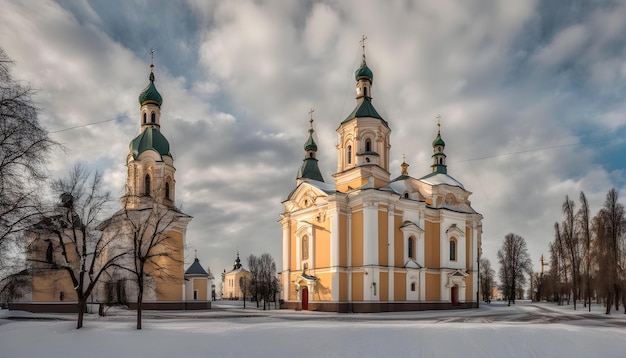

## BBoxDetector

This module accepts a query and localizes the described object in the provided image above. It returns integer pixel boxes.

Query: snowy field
[2,301,626,358]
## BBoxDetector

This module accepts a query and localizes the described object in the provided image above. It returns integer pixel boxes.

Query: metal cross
[360,35,368,54]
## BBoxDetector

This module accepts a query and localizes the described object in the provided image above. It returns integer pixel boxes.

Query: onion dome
[129,127,171,159]
[432,132,445,147]
[355,56,373,82]
[138,66,163,106]
[304,127,318,151]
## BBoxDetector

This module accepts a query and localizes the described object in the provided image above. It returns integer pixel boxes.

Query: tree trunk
[137,281,143,330]
[76,297,86,329]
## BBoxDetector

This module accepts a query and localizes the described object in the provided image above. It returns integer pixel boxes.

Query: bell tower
[122,58,176,210]
[333,36,391,192]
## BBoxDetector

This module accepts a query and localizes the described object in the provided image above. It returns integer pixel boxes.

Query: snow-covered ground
[2,301,626,357]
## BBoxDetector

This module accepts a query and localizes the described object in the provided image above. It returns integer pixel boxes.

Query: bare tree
[593,188,625,314]
[479,257,495,303]
[577,191,592,311]
[106,199,188,329]
[497,233,532,306]
[0,48,59,273]
[28,165,127,329]
[560,196,582,309]
[247,253,278,310]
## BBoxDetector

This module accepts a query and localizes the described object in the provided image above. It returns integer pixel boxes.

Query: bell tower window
[145,175,151,196]
[143,113,147,124]
[363,86,367,97]
[165,182,170,199]
[347,145,352,164]
[151,112,156,123]
[365,138,372,152]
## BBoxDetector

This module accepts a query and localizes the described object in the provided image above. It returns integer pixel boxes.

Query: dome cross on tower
[296,109,324,183]
[431,115,447,174]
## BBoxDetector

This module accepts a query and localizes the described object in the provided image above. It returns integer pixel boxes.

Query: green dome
[355,55,373,81]
[304,128,317,151]
[130,127,171,159]
[355,65,373,81]
[138,71,163,106]
[432,133,445,147]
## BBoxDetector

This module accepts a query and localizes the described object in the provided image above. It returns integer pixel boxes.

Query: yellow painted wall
[352,272,364,301]
[314,219,331,269]
[32,271,77,302]
[339,212,347,267]
[155,230,184,301]
[394,215,403,267]
[378,208,388,266]
[351,210,363,267]
[194,278,208,300]
[425,221,440,268]
[425,273,440,301]
[339,272,347,301]
[313,272,333,301]
[465,274,474,301]
[379,271,388,301]
[393,272,406,301]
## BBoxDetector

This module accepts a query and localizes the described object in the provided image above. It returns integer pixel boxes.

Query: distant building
[280,43,483,312]
[222,253,252,300]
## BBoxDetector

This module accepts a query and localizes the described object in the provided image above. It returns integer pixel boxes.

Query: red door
[451,285,459,306]
[301,286,309,310]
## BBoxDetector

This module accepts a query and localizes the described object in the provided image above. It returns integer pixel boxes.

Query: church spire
[355,35,373,102]
[296,110,324,183]
[431,115,447,174]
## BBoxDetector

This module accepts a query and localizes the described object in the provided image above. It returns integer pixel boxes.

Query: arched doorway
[301,286,309,310]
[451,285,459,306]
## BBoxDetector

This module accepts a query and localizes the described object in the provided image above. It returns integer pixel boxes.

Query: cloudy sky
[2,0,626,281]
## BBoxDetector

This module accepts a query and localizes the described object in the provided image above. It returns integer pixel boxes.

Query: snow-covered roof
[304,179,336,194]
[418,172,464,189]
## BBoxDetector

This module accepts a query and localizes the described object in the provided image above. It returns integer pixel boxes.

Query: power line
[48,114,131,134]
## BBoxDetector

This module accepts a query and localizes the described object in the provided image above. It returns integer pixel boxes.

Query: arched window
[404,193,409,199]
[450,239,457,261]
[309,152,314,158]
[365,138,372,152]
[151,112,156,123]
[301,235,309,260]
[144,175,151,196]
[143,113,147,124]
[165,182,170,199]
[411,282,416,291]
[408,237,415,259]
[347,145,352,164]
[363,86,368,97]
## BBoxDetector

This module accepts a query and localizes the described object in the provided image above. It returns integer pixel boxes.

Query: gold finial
[308,108,315,128]
[401,155,409,176]
[150,48,155,69]
[194,249,197,259]
[436,114,442,134]
[360,35,368,55]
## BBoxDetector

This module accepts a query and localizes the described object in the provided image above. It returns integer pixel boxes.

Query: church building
[12,62,210,311]
[280,44,483,312]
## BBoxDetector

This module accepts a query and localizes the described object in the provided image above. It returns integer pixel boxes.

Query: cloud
[2,0,626,283]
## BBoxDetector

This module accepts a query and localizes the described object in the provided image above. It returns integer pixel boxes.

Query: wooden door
[301,286,309,310]
[451,285,459,306]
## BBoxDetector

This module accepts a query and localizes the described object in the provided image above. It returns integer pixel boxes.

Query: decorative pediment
[445,224,465,238]
[284,182,330,212]
[404,260,423,269]
[446,269,468,288]
[400,221,424,235]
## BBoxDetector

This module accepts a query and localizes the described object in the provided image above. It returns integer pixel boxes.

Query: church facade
[12,64,210,312]
[280,49,483,312]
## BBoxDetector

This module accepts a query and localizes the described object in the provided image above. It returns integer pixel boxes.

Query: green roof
[341,98,388,127]
[304,128,317,151]
[355,65,373,81]
[138,72,163,106]
[297,158,324,182]
[130,127,171,159]
[432,133,445,147]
